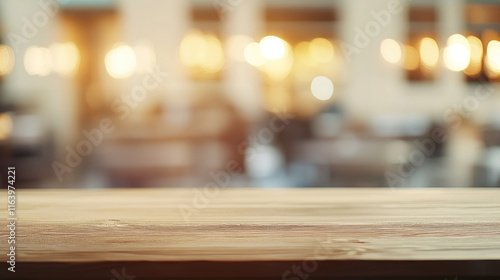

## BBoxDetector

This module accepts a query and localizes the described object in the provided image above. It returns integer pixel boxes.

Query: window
[180,5,225,80]
[261,4,339,116]
[405,6,438,81]
[465,3,500,82]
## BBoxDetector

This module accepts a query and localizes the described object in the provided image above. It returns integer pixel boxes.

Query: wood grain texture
[1,188,500,279]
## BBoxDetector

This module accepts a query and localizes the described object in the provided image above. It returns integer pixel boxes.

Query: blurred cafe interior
[1,0,500,189]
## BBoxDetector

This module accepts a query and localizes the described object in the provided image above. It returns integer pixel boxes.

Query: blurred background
[1,0,500,189]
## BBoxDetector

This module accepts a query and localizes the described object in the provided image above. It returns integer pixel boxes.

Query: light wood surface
[1,188,500,279]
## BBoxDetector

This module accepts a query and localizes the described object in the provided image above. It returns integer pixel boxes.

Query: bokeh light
[180,30,205,68]
[244,42,267,66]
[444,44,470,71]
[105,44,136,79]
[259,36,286,60]
[199,34,225,73]
[419,37,439,70]
[24,46,52,77]
[444,34,470,72]
[309,38,334,63]
[464,36,483,77]
[485,40,500,77]
[179,30,224,76]
[310,76,334,101]
[380,39,402,65]
[262,42,294,80]
[50,42,81,77]
[448,34,470,48]
[0,45,15,76]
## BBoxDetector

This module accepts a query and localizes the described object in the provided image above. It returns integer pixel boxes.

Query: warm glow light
[0,113,12,140]
[262,42,293,80]
[294,41,318,81]
[50,42,80,77]
[179,31,224,75]
[0,45,15,76]
[309,38,334,63]
[244,42,267,66]
[199,34,225,73]
[24,46,52,76]
[403,45,419,71]
[259,36,286,60]
[180,30,205,68]
[311,76,334,101]
[419,37,439,70]
[295,41,318,69]
[227,35,253,62]
[448,34,470,48]
[485,40,500,77]
[105,44,136,79]
[295,42,310,59]
[133,44,156,74]
[263,58,293,80]
[444,44,470,71]
[465,36,483,77]
[487,40,500,66]
[380,39,402,64]
[444,34,470,72]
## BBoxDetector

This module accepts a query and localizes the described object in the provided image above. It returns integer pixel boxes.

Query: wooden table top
[2,188,500,279]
